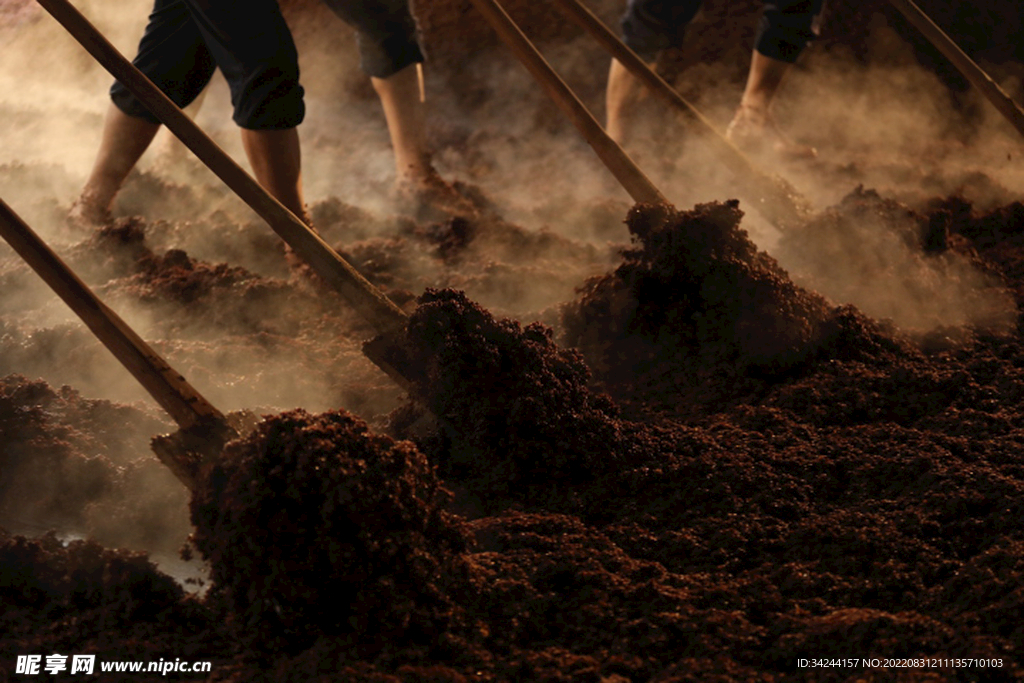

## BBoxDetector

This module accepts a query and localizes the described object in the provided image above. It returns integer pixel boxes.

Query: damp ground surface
[3,1,1024,681]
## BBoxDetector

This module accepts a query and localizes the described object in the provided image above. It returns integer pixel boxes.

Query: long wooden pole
[465,0,668,206]
[35,0,409,339]
[0,198,226,489]
[886,0,1024,140]
[548,0,811,230]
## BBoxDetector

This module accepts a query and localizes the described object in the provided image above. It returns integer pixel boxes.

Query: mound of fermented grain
[64,217,347,342]
[401,288,635,503]
[0,528,218,659]
[567,201,832,367]
[189,409,471,653]
[61,219,152,283]
[928,195,1024,312]
[0,528,179,618]
[62,218,283,316]
[775,188,1017,333]
[0,377,117,529]
[559,201,878,414]
[0,375,188,552]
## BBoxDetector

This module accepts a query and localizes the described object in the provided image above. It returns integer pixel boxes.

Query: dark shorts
[111,0,305,130]
[322,0,425,78]
[621,0,825,63]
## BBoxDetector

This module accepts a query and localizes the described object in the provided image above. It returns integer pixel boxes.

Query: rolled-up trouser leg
[320,0,425,78]
[185,0,305,129]
[111,0,305,130]
[110,0,217,123]
[755,0,825,63]
[619,0,704,62]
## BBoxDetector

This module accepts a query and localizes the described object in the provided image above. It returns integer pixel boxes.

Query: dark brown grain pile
[188,409,472,655]
[560,200,908,418]
[0,376,187,554]
[774,187,1017,335]
[5,195,1024,682]
[0,528,225,680]
[4,1,1024,680]
[399,288,646,510]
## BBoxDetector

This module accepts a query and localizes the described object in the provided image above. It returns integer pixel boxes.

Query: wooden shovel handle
[886,0,1024,140]
[465,0,667,206]
[0,198,223,434]
[36,0,408,337]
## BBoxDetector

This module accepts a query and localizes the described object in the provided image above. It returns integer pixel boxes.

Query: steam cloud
[0,0,1020,578]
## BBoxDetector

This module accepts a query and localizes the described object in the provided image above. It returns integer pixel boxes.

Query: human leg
[321,0,475,217]
[725,50,816,158]
[606,57,655,145]
[70,105,161,227]
[607,0,701,145]
[240,127,309,224]
[374,65,474,217]
[737,50,792,114]
[71,0,215,228]
[372,63,431,184]
[320,0,429,181]
[181,0,309,222]
[152,84,210,170]
[725,0,825,159]
[373,63,476,218]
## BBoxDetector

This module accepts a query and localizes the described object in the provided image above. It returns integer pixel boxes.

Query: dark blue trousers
[111,0,304,130]
[621,0,826,63]
[321,0,424,78]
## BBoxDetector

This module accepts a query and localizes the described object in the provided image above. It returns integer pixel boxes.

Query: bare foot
[394,169,478,223]
[725,105,817,162]
[66,194,113,233]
